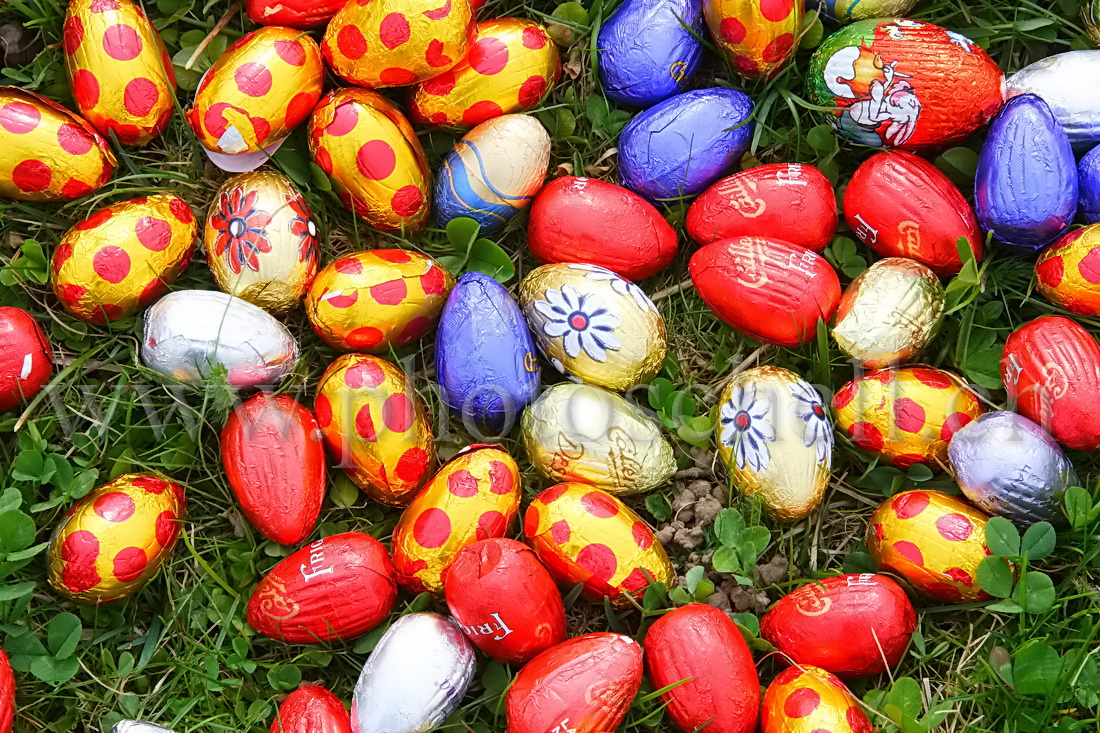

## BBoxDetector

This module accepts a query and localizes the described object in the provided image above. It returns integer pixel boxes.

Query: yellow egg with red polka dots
[867,489,992,602]
[47,473,186,604]
[315,353,435,507]
[0,87,116,201]
[51,194,197,323]
[305,249,455,353]
[832,366,984,470]
[392,445,521,595]
[409,18,561,129]
[322,0,475,88]
[761,665,873,733]
[523,483,673,606]
[1035,224,1100,317]
[63,0,177,147]
[703,0,803,80]
[308,88,432,231]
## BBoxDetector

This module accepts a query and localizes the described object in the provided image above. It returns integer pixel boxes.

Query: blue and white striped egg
[434,114,551,233]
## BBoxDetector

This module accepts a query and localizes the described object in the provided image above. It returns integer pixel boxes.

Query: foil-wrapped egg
[0,647,11,733]
[1080,144,1100,224]
[867,490,991,601]
[141,290,299,388]
[309,88,431,231]
[523,483,674,603]
[435,113,549,231]
[815,0,917,22]
[703,0,802,79]
[716,366,832,520]
[113,722,174,733]
[1036,225,1100,316]
[519,263,666,390]
[1007,51,1100,151]
[761,666,874,733]
[270,685,351,733]
[409,18,561,128]
[245,0,345,29]
[833,258,945,368]
[204,169,320,314]
[521,383,675,495]
[807,19,1004,151]
[48,473,185,604]
[0,87,116,201]
[352,613,475,733]
[314,353,434,506]
[63,0,176,146]
[305,250,454,353]
[0,307,52,412]
[1088,2,1100,43]
[52,194,196,323]
[833,366,983,469]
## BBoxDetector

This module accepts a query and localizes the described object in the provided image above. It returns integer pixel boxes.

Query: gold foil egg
[703,0,803,80]
[519,263,667,391]
[1036,224,1100,316]
[761,666,874,733]
[322,0,475,88]
[833,257,946,369]
[523,483,673,605]
[521,382,676,495]
[305,249,455,352]
[832,366,983,470]
[0,87,116,201]
[64,0,177,146]
[309,88,432,231]
[392,445,521,594]
[315,353,435,506]
[867,490,992,601]
[204,169,320,313]
[51,194,197,323]
[409,18,561,128]
[48,473,186,604]
[716,366,832,520]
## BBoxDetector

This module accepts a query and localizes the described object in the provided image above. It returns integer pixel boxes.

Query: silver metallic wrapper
[1007,51,1100,151]
[113,722,174,733]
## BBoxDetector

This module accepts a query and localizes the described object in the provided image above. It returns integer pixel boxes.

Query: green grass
[2,0,1100,732]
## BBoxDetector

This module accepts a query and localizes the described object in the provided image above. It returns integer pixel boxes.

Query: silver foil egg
[1006,50,1100,151]
[112,722,174,733]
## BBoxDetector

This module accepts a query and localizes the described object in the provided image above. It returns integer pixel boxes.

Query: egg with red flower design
[761,665,873,733]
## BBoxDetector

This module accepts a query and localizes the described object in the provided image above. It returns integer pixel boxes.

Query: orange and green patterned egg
[51,194,197,323]
[832,366,983,469]
[867,489,991,601]
[392,445,521,594]
[48,473,186,604]
[409,18,561,129]
[761,665,873,733]
[523,483,673,605]
[315,354,435,507]
[64,0,177,147]
[305,249,454,352]
[1036,224,1100,316]
[703,0,803,80]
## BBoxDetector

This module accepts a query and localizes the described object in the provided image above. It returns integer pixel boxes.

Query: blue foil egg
[436,272,541,431]
[597,0,704,108]
[975,94,1078,252]
[949,411,1077,527]
[1079,144,1100,225]
[618,88,755,202]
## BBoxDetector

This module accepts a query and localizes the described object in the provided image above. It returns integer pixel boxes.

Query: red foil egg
[270,685,351,733]
[0,646,14,733]
[761,665,873,733]
[246,0,346,29]
[0,307,52,412]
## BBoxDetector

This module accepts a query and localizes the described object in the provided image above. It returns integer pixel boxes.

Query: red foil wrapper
[0,307,52,412]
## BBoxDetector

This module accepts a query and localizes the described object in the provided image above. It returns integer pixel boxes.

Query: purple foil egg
[1079,143,1100,225]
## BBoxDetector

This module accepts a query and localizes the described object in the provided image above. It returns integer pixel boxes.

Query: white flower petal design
[532,285,623,364]
[791,380,833,465]
[718,382,775,472]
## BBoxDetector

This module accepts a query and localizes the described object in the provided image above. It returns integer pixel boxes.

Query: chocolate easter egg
[1080,144,1100,224]
[309,88,431,231]
[690,237,841,347]
[314,354,434,506]
[113,722,173,733]
[815,0,917,22]
[305,250,453,353]
[833,257,945,368]
[761,666,873,733]
[598,0,704,106]
[519,263,666,390]
[704,0,803,79]
[505,633,643,733]
[270,685,351,733]
[833,366,983,469]
[975,94,1077,252]
[1036,225,1100,315]
[618,87,755,202]
[687,163,838,251]
[1002,315,1100,451]
[0,307,52,411]
[409,18,560,128]
[843,151,982,275]
[807,19,1004,151]
[220,394,326,545]
[760,573,917,678]
[867,490,991,601]
[0,87,115,201]
[0,647,11,733]
[204,169,320,313]
[521,383,676,495]
[246,0,345,29]
[141,290,299,388]
[1006,51,1100,151]
[436,272,540,431]
[48,473,185,603]
[717,366,832,520]
[524,483,674,603]
[645,604,760,733]
[445,538,568,665]
[527,177,677,280]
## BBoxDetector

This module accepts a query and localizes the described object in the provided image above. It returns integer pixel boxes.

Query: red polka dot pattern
[761,665,870,733]
[1035,226,1100,317]
[703,0,802,80]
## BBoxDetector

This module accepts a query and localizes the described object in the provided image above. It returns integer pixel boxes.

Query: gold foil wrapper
[761,666,872,733]
[703,0,803,79]
[1036,224,1100,316]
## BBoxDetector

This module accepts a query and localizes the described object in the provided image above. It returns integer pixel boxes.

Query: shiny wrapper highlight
[815,0,917,22]
[761,666,873,733]
[704,0,802,79]
[1080,144,1100,224]
[1036,225,1100,316]
[0,307,52,412]
[1007,51,1100,151]
[113,722,174,733]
